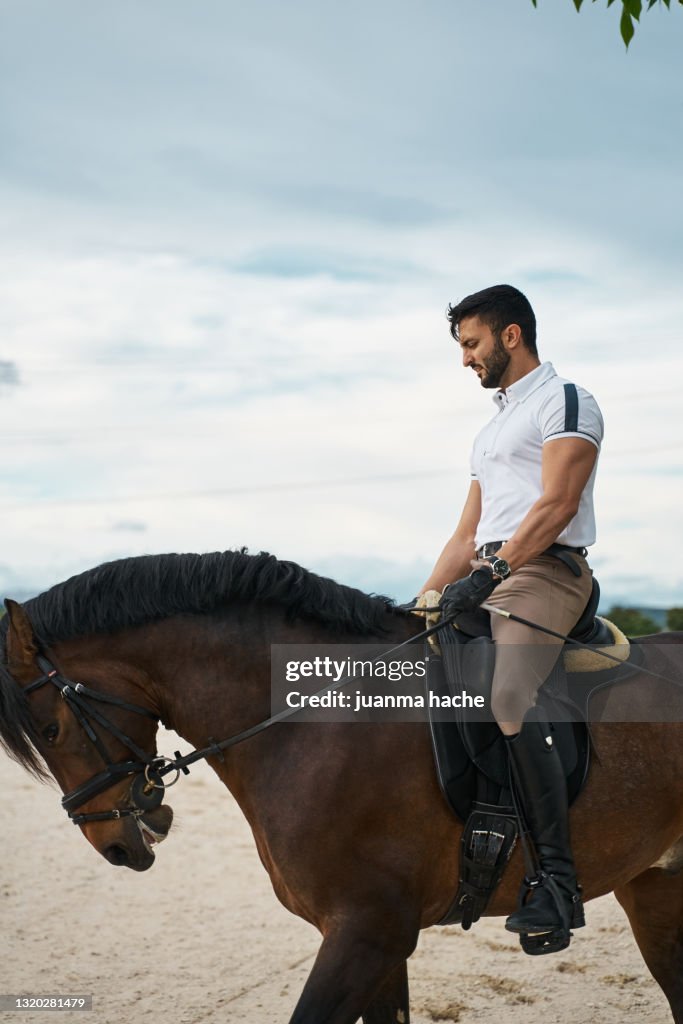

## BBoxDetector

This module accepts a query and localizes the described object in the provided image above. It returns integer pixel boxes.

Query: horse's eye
[42,723,59,745]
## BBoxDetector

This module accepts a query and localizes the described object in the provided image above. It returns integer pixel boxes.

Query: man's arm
[419,480,482,593]
[495,437,598,572]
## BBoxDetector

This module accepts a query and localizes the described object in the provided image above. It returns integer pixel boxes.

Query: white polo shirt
[471,362,604,549]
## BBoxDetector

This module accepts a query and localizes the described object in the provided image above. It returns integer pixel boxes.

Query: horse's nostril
[104,844,130,867]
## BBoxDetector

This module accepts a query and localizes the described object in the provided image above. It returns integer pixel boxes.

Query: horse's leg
[615,867,683,1023]
[288,922,416,1024]
[361,961,410,1024]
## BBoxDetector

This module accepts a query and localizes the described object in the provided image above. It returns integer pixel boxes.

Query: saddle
[428,578,642,930]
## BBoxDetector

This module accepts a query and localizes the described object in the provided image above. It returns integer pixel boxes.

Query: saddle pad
[563,617,629,672]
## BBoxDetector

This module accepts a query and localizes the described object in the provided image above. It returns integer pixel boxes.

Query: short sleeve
[539,383,604,450]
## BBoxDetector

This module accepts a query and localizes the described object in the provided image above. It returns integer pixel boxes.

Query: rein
[22,615,451,826]
[25,605,679,828]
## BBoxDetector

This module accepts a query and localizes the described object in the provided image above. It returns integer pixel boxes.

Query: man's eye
[42,723,59,745]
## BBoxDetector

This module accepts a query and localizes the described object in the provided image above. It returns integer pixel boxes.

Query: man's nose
[462,349,473,367]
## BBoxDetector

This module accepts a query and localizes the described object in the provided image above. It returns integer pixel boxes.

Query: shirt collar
[492,361,556,409]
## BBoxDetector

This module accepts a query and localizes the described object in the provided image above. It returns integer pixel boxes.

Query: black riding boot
[504,716,585,940]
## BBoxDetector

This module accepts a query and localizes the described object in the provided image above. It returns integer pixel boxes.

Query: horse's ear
[4,599,39,670]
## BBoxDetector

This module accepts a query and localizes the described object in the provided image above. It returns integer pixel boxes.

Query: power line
[0,468,454,511]
[3,421,682,448]
[0,449,680,513]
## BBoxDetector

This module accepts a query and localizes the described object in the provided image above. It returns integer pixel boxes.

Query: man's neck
[499,356,541,391]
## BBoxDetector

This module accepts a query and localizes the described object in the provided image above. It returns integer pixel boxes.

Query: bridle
[21,616,453,828]
[25,655,181,826]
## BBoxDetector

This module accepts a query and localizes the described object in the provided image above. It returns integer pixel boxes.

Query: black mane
[2,549,399,651]
[0,550,403,775]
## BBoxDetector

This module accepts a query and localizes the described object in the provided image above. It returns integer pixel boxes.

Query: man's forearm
[497,496,579,572]
[420,535,477,594]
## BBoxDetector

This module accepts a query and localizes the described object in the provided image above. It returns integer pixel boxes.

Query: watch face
[492,558,511,579]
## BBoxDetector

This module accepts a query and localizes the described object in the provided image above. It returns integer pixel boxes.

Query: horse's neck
[143,608,416,745]
[119,614,267,748]
[64,607,416,753]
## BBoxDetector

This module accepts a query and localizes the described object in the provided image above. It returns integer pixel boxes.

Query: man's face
[458,315,510,390]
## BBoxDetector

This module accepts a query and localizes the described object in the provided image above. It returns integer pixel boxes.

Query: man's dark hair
[446,284,538,356]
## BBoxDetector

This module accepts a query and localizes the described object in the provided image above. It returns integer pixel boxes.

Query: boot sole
[505,911,586,935]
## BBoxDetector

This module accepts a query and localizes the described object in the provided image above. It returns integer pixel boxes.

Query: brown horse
[1,550,683,1023]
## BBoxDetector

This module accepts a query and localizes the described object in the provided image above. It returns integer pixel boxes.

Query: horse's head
[2,599,173,871]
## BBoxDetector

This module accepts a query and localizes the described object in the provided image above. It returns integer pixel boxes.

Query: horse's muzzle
[103,804,173,871]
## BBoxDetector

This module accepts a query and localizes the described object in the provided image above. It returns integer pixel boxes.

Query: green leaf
[573,0,584,9]
[530,0,537,7]
[623,0,642,18]
[621,8,636,43]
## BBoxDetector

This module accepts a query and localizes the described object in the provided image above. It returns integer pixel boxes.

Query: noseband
[25,656,180,826]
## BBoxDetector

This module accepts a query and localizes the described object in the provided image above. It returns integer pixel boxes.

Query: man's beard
[479,335,510,389]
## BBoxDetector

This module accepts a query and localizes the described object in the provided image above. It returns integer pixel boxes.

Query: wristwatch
[488,557,511,581]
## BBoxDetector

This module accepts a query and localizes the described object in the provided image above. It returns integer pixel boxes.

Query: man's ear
[502,323,523,351]
[3,599,39,672]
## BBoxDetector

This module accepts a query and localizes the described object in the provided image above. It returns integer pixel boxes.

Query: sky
[1,0,682,610]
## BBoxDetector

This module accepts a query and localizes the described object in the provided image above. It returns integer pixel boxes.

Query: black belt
[476,541,587,559]
[476,541,588,578]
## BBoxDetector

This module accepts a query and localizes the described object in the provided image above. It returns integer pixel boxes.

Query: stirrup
[520,928,572,956]
[510,873,584,957]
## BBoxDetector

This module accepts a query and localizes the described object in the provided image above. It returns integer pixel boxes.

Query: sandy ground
[0,728,671,1024]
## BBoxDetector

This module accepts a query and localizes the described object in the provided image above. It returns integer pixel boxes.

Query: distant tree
[666,607,683,631]
[605,605,660,636]
[530,0,683,47]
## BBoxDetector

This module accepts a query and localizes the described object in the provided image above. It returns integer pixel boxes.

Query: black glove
[440,568,500,618]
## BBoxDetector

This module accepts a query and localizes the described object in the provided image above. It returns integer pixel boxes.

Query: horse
[1,549,683,1024]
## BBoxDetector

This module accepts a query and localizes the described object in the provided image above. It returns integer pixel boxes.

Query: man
[420,284,603,941]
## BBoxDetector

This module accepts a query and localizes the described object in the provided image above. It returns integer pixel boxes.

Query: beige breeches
[484,554,593,726]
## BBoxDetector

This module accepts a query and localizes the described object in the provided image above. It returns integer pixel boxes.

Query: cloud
[270,184,450,228]
[234,246,423,282]
[0,242,680,606]
[0,360,20,388]
[312,555,431,604]
[110,520,148,533]
[0,0,681,607]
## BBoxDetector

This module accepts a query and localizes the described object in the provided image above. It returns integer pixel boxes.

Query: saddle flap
[426,635,589,823]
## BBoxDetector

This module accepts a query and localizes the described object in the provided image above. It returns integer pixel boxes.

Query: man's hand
[440,567,500,617]
[403,591,442,617]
